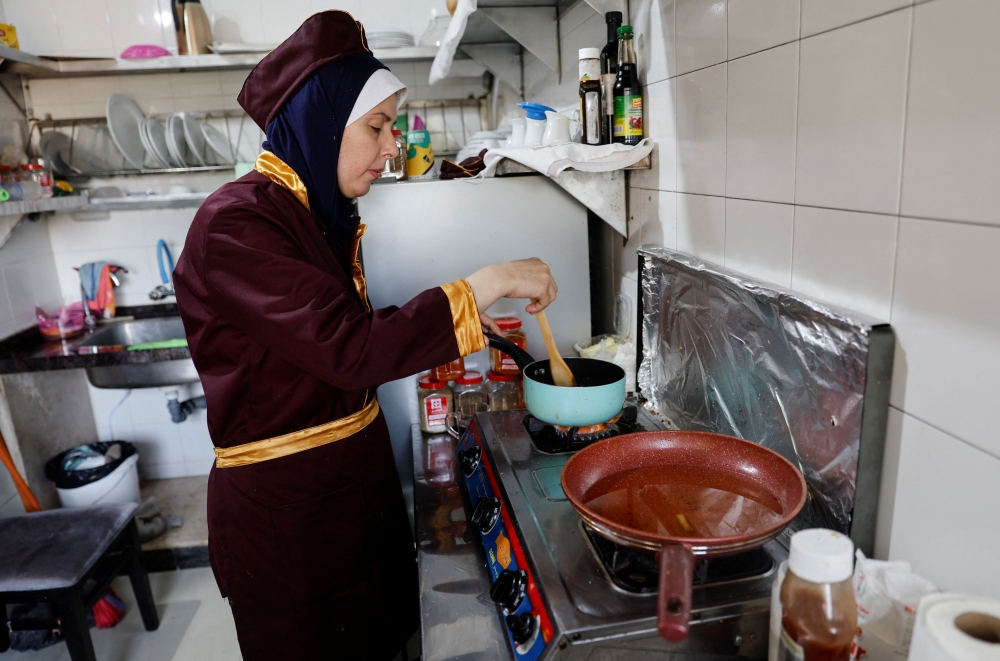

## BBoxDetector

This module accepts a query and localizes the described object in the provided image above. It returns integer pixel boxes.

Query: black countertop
[0,304,190,375]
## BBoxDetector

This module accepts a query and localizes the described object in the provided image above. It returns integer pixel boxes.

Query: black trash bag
[44,441,137,490]
[6,601,97,651]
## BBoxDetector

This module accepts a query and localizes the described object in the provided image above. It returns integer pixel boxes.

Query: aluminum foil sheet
[638,247,884,535]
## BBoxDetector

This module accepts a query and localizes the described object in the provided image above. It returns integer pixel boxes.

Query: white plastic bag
[851,550,937,661]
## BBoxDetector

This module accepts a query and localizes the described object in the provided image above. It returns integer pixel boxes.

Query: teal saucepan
[485,333,626,427]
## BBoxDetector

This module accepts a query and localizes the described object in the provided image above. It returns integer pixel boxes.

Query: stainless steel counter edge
[412,424,512,661]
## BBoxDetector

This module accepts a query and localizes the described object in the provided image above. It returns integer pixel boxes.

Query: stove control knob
[458,446,482,477]
[506,612,537,646]
[490,569,528,614]
[471,496,501,535]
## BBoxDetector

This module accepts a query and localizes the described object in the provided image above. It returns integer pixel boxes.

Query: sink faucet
[149,284,174,301]
[150,239,175,301]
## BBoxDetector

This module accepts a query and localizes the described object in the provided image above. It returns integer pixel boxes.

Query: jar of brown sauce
[489,317,527,375]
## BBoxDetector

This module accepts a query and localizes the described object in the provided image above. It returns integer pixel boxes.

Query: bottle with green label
[612,25,643,146]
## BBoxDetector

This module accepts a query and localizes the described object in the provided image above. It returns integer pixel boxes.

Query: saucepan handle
[484,333,536,371]
[657,544,694,643]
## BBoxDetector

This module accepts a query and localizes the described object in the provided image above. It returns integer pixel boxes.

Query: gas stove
[449,404,787,660]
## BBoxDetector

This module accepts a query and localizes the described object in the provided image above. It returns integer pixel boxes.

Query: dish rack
[402,98,490,156]
[27,109,262,178]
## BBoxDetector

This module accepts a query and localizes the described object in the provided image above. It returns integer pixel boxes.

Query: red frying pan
[561,431,807,642]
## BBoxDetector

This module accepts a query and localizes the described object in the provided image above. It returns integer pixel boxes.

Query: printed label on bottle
[500,341,523,372]
[584,91,600,144]
[777,625,805,661]
[614,94,643,138]
[424,395,448,428]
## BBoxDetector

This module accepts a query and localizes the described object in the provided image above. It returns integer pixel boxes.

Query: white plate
[40,131,75,175]
[201,122,235,165]
[106,93,146,170]
[145,119,178,168]
[137,120,163,168]
[181,113,209,166]
[166,114,194,167]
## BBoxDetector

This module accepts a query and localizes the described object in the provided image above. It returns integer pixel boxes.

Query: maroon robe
[173,170,470,659]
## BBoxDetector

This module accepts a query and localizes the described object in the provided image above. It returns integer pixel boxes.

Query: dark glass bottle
[613,25,643,146]
[600,11,623,145]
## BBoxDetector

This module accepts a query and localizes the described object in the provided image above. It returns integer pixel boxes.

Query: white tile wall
[676,63,726,196]
[675,0,727,75]
[794,9,911,215]
[726,42,797,204]
[900,0,1000,225]
[879,409,1000,598]
[728,0,799,59]
[623,0,1000,595]
[724,198,793,287]
[791,206,897,321]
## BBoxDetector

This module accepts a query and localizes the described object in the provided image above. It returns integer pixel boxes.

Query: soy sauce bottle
[600,11,623,145]
[613,25,643,145]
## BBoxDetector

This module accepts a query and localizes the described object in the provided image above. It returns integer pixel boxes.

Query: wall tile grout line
[887,5,919,325]
[888,405,1000,464]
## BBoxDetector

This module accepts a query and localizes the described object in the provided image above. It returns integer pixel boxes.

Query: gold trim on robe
[441,279,487,356]
[254,151,310,211]
[350,224,370,312]
[215,398,380,468]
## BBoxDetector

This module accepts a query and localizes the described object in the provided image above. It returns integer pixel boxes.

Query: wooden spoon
[534,308,577,387]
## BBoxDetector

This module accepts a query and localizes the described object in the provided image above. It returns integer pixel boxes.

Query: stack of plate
[139,119,176,168]
[367,31,414,49]
[106,93,147,170]
[455,129,510,163]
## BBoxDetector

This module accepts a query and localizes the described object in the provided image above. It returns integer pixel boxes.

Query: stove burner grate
[584,527,775,594]
[524,405,643,453]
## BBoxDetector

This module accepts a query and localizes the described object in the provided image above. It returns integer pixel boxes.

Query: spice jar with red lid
[487,371,520,411]
[453,371,489,416]
[430,357,465,382]
[490,316,527,375]
[418,375,453,433]
[21,163,52,198]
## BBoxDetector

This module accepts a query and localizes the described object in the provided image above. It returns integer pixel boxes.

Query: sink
[79,317,200,389]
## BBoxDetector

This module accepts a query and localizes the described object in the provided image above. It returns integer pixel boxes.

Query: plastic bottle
[613,26,643,146]
[600,11,623,145]
[21,163,53,198]
[777,529,857,661]
[579,48,602,145]
[1,180,43,201]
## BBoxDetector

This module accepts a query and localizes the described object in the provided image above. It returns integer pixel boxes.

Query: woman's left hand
[480,313,501,336]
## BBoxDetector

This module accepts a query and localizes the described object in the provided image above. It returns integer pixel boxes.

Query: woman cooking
[173,11,557,661]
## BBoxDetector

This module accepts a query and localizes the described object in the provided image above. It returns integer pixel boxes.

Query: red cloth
[174,171,462,659]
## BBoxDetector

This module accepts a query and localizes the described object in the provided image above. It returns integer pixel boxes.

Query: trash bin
[44,441,140,508]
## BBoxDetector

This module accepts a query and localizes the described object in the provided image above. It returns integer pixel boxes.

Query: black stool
[0,503,159,660]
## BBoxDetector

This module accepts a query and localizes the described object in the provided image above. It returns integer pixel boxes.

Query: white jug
[542,111,571,146]
[507,118,526,148]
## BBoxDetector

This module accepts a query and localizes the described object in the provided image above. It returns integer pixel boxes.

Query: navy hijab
[263,53,387,252]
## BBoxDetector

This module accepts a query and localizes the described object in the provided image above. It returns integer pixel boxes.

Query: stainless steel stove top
[415,404,788,661]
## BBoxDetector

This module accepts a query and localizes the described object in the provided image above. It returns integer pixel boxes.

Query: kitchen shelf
[493,153,651,237]
[84,192,210,211]
[2,45,442,78]
[494,154,651,176]
[0,195,87,217]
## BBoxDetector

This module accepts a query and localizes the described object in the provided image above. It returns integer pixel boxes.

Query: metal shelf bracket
[478,7,560,73]
[460,43,523,95]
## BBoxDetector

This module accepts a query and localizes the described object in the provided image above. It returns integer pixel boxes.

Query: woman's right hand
[466,258,558,319]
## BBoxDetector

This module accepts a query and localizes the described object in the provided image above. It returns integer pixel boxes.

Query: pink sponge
[120,44,172,59]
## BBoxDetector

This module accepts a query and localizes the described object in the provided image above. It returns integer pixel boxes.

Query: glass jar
[490,316,527,375]
[488,371,520,411]
[418,375,453,433]
[0,165,16,183]
[777,529,856,661]
[21,163,52,198]
[431,357,465,382]
[453,371,489,416]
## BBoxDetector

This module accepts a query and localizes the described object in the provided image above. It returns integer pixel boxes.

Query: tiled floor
[3,568,242,661]
[140,476,208,551]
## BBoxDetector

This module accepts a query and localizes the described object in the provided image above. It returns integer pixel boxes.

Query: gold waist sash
[214,398,380,468]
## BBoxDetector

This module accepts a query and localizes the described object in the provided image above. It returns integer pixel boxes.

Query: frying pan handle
[657,544,694,643]
[484,333,536,371]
